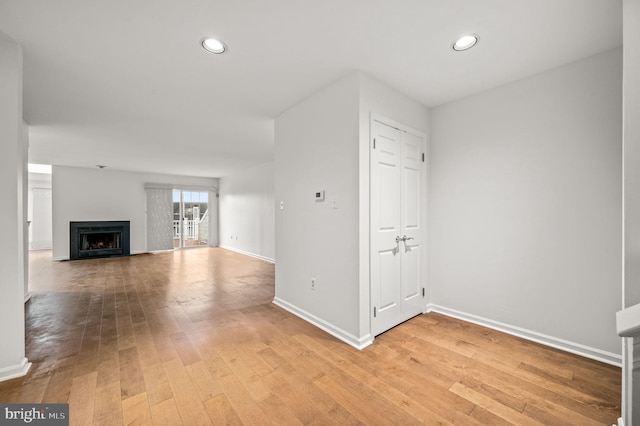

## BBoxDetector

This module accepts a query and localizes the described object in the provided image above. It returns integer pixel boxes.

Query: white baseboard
[427,304,622,367]
[273,297,373,350]
[0,357,31,383]
[220,246,275,263]
[24,292,31,303]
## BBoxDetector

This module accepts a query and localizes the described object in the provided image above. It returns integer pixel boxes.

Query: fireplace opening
[82,232,120,250]
[70,221,130,260]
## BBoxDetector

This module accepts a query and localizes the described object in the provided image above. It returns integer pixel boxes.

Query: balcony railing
[173,219,199,240]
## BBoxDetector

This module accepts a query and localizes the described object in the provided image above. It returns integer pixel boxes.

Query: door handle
[396,235,414,244]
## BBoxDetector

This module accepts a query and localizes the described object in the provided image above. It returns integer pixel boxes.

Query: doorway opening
[173,190,209,248]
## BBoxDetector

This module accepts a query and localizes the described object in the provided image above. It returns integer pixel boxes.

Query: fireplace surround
[69,221,130,260]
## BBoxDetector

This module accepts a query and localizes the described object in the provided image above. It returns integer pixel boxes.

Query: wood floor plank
[218,347,272,402]
[141,362,173,407]
[426,313,584,381]
[93,382,123,426]
[256,393,303,426]
[325,339,418,394]
[203,394,243,426]
[456,349,611,425]
[449,381,543,426]
[118,347,146,400]
[466,344,619,423]
[68,372,97,426]
[468,405,515,426]
[15,380,45,407]
[522,401,582,426]
[150,330,179,363]
[162,359,212,426]
[402,320,480,358]
[149,398,183,426]
[184,361,224,402]
[256,346,360,424]
[170,331,201,366]
[132,321,161,365]
[215,372,272,425]
[42,360,76,403]
[5,248,620,426]
[458,376,527,413]
[259,369,333,425]
[294,332,449,423]
[0,385,21,404]
[314,373,390,425]
[404,379,477,421]
[121,392,153,426]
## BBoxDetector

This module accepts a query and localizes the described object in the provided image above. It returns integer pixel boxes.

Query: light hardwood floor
[0,248,621,425]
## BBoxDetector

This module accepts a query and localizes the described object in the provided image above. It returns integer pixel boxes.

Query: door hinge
[422,288,425,298]
[373,307,377,317]
[422,153,425,162]
[373,138,376,149]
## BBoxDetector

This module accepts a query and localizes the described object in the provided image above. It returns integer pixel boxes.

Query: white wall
[275,73,362,344]
[0,31,30,381]
[52,166,218,260]
[219,162,275,262]
[429,48,623,362]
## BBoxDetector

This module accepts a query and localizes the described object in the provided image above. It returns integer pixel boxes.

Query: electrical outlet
[311,277,316,290]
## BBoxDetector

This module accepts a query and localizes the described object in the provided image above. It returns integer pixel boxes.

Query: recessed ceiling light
[452,34,478,51]
[201,37,227,54]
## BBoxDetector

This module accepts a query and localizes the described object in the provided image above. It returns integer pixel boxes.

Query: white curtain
[146,187,173,251]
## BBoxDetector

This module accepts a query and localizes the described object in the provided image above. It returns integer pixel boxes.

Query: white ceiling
[0,0,622,178]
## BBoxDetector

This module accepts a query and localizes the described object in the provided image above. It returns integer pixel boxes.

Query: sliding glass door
[173,190,209,248]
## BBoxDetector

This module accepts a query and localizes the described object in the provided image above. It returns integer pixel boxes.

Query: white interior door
[371,117,424,336]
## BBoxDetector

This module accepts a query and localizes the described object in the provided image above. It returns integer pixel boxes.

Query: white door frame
[369,112,428,337]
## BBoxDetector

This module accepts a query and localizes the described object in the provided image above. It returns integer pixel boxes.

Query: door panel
[404,168,420,229]
[379,249,400,311]
[379,163,400,230]
[403,244,422,314]
[371,118,424,337]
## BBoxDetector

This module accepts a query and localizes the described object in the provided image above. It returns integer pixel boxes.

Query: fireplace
[70,221,130,260]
